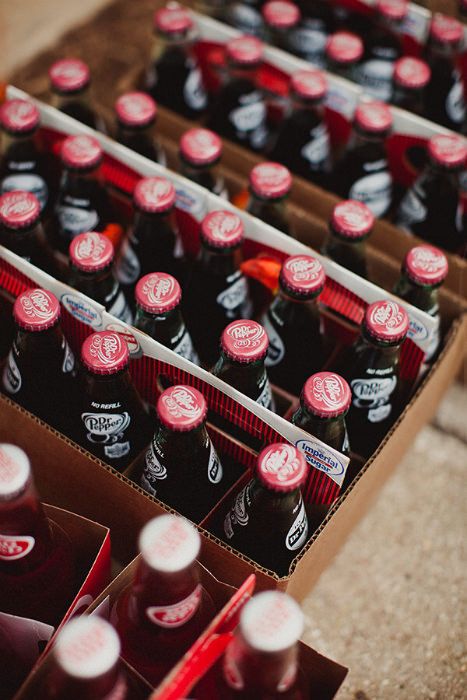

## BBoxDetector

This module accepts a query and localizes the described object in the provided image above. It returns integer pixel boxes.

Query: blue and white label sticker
[294,438,347,487]
[61,292,103,329]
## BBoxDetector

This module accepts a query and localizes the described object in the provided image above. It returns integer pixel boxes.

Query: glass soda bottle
[0,99,51,214]
[114,91,165,165]
[330,100,394,218]
[212,319,275,411]
[46,617,128,700]
[207,35,269,153]
[52,135,116,255]
[393,244,448,362]
[184,209,252,367]
[221,443,309,575]
[246,161,295,236]
[392,57,431,117]
[261,254,326,396]
[0,444,76,626]
[49,58,106,132]
[210,590,308,698]
[2,288,77,433]
[137,385,224,519]
[289,0,334,66]
[134,272,199,364]
[326,30,364,82]
[0,190,58,276]
[270,70,331,187]
[424,13,466,132]
[113,514,216,686]
[394,134,467,255]
[114,176,185,298]
[262,1,301,52]
[355,0,408,102]
[76,331,153,470]
[334,299,409,459]
[223,0,265,38]
[179,127,227,198]
[68,231,133,324]
[321,199,374,278]
[145,3,208,120]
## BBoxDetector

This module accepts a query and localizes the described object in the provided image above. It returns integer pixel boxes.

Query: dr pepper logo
[0,534,35,561]
[146,584,201,628]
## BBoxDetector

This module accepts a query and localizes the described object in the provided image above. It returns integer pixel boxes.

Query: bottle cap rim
[404,245,448,286]
[0,191,41,230]
[249,162,292,200]
[135,272,182,313]
[280,255,325,297]
[157,385,207,431]
[240,591,304,652]
[49,58,90,93]
[290,70,328,101]
[262,1,300,29]
[13,288,60,332]
[326,31,364,64]
[61,134,103,170]
[226,35,264,65]
[55,617,120,680]
[0,99,40,134]
[428,134,467,169]
[355,101,393,134]
[221,320,269,362]
[115,92,157,127]
[376,0,408,21]
[0,444,31,499]
[153,5,193,34]
[364,299,409,343]
[430,13,463,44]
[81,331,129,374]
[257,443,308,492]
[139,514,201,572]
[302,372,351,417]
[200,210,244,249]
[69,232,114,272]
[180,128,222,166]
[331,199,375,238]
[134,176,176,213]
[393,57,431,89]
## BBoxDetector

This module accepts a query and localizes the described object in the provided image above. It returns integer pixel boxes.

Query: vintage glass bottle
[326,30,364,81]
[49,58,106,132]
[321,199,374,278]
[114,91,165,164]
[246,161,295,236]
[179,127,227,197]
[262,0,301,52]
[392,56,431,117]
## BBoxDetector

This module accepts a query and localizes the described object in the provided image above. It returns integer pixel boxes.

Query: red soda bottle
[261,254,326,396]
[52,135,116,255]
[49,58,106,132]
[394,134,467,255]
[220,443,309,575]
[424,14,466,132]
[262,1,301,52]
[247,162,295,236]
[393,244,448,362]
[145,3,208,120]
[134,272,199,364]
[207,36,269,153]
[46,617,128,699]
[211,590,307,698]
[68,231,133,324]
[114,91,165,165]
[330,100,394,218]
[179,127,227,197]
[270,70,331,187]
[321,199,374,278]
[392,57,431,117]
[334,299,409,459]
[2,288,77,433]
[76,331,153,470]
[0,190,58,277]
[184,210,252,367]
[137,385,224,520]
[0,99,52,215]
[0,444,76,626]
[326,30,364,82]
[113,514,216,686]
[212,319,275,412]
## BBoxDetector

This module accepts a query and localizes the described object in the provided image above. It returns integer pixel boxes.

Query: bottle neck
[116,122,155,150]
[68,264,117,306]
[357,330,402,365]
[51,661,124,700]
[291,97,324,118]
[134,305,185,347]
[292,405,348,454]
[269,290,320,326]
[0,222,43,253]
[323,228,368,277]
[133,209,175,245]
[351,129,387,151]
[51,88,91,111]
[393,272,440,316]
[198,244,241,277]
[152,32,191,65]
[223,634,299,693]
[81,367,133,403]
[1,131,39,161]
[133,556,200,614]
[227,63,259,84]
[180,159,218,192]
[212,353,266,393]
[61,166,102,194]
[153,422,209,461]
[392,83,424,113]
[247,194,289,232]
[427,38,459,61]
[13,323,66,366]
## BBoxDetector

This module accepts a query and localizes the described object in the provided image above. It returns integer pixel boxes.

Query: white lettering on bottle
[107,289,133,325]
[286,498,308,551]
[57,205,99,238]
[301,122,330,170]
[3,350,21,394]
[0,534,35,560]
[1,174,48,210]
[446,73,466,126]
[357,59,394,101]
[172,327,200,365]
[349,171,392,218]
[114,237,141,285]
[146,584,201,628]
[216,274,249,316]
[256,375,274,411]
[207,441,223,484]
[141,442,167,495]
[81,412,131,453]
[351,376,396,422]
[61,339,75,374]
[262,313,285,367]
[183,67,208,112]
[289,27,327,65]
[224,482,251,539]
[229,94,266,135]
[396,186,427,232]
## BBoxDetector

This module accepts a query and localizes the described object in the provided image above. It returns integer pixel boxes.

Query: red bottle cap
[200,210,244,249]
[0,191,41,230]
[135,272,182,313]
[226,36,264,65]
[428,134,467,169]
[0,99,40,134]
[376,0,408,21]
[0,444,31,499]
[331,200,375,239]
[61,134,103,170]
[280,255,325,297]
[393,57,431,89]
[240,591,304,652]
[81,331,129,374]
[262,1,300,29]
[115,92,157,127]
[302,372,351,418]
[404,245,448,286]
[364,299,409,343]
[249,162,292,200]
[354,100,393,134]
[49,58,90,93]
[139,514,201,572]
[221,320,269,363]
[153,5,193,34]
[55,617,120,680]
[69,232,114,272]
[13,288,60,332]
[326,31,364,65]
[256,443,308,492]
[180,128,222,166]
[157,385,207,432]
[291,70,328,101]
[134,176,176,214]
[430,13,463,45]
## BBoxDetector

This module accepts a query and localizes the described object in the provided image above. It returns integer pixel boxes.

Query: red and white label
[146,584,202,628]
[258,444,307,490]
[0,534,35,561]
